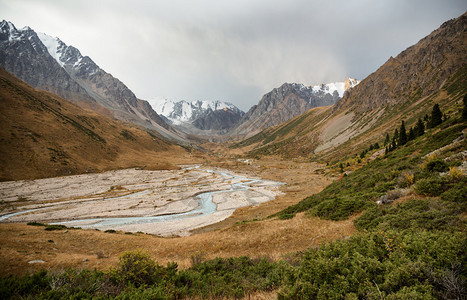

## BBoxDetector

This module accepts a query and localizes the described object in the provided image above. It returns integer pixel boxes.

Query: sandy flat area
[0,166,283,236]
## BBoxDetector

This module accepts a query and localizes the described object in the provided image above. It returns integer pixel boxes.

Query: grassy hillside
[0,68,192,181]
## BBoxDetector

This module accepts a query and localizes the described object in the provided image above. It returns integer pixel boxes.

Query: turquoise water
[0,168,282,231]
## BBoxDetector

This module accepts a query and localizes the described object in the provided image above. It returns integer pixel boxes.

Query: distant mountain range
[0,19,363,141]
[149,99,245,132]
[0,20,182,141]
[231,78,359,137]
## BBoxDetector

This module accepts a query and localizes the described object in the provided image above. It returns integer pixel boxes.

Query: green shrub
[27,222,46,226]
[278,213,295,220]
[278,231,466,299]
[414,176,447,196]
[0,270,49,299]
[425,158,448,172]
[441,182,467,208]
[355,198,463,232]
[109,250,167,287]
[44,224,67,231]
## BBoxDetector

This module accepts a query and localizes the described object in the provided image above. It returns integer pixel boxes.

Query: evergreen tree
[414,118,425,137]
[391,138,397,150]
[462,93,467,121]
[374,143,380,149]
[394,128,399,142]
[430,104,442,128]
[398,121,407,146]
[408,127,415,141]
[384,133,390,145]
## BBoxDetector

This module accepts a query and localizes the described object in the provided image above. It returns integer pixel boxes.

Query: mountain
[0,67,189,181]
[231,78,359,138]
[234,11,466,160]
[149,99,245,132]
[0,20,179,140]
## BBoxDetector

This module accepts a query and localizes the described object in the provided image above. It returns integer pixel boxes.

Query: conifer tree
[384,133,390,145]
[394,128,399,142]
[463,93,467,121]
[398,121,407,146]
[414,118,425,137]
[408,127,415,141]
[430,104,442,128]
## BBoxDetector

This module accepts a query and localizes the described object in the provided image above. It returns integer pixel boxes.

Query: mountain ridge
[149,98,245,133]
[0,20,183,142]
[231,78,359,138]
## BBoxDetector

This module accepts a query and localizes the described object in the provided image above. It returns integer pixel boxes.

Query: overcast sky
[1,0,466,111]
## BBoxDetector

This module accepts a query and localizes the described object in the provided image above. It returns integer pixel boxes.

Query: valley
[0,165,283,236]
[0,157,344,276]
[0,9,466,300]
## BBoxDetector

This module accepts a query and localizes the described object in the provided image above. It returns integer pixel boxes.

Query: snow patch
[148,98,241,124]
[36,32,64,66]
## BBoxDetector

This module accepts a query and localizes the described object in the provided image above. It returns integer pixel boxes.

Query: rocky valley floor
[0,158,355,276]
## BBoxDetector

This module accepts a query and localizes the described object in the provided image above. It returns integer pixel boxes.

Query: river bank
[0,166,283,236]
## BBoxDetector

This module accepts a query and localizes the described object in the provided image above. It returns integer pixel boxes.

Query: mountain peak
[148,98,244,132]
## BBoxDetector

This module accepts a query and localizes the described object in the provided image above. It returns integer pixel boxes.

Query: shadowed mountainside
[0,68,191,181]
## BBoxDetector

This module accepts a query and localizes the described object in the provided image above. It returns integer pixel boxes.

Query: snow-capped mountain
[149,98,245,131]
[0,20,172,135]
[232,78,359,137]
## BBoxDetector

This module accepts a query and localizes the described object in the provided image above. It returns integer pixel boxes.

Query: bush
[441,183,467,208]
[355,198,463,232]
[109,250,167,287]
[424,156,448,173]
[414,176,447,196]
[278,231,466,299]
[27,222,46,227]
[398,171,415,187]
[448,166,465,182]
[44,225,67,231]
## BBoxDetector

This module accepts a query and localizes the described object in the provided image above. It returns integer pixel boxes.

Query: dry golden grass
[0,212,356,276]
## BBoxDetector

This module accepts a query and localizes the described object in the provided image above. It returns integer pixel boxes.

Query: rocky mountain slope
[150,99,244,132]
[234,11,466,161]
[231,78,358,138]
[0,21,179,141]
[0,67,190,181]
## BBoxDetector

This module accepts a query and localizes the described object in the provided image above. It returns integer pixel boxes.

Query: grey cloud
[0,0,466,111]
